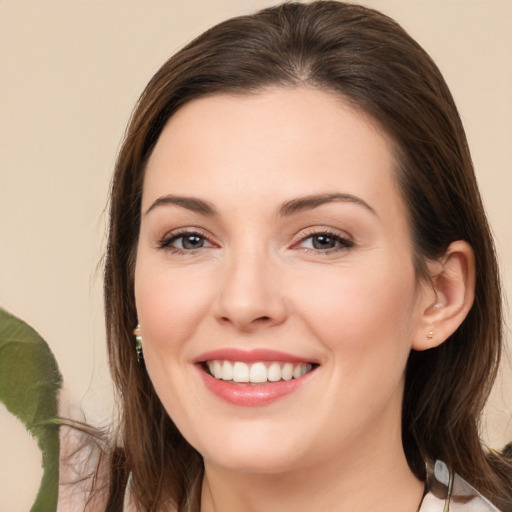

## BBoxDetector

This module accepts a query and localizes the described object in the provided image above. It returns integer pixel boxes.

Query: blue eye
[177,234,207,249]
[299,232,353,252]
[160,232,212,252]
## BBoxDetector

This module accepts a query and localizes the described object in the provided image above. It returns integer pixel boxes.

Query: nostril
[219,315,272,327]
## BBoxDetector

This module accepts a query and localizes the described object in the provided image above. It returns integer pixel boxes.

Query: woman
[94,1,511,510]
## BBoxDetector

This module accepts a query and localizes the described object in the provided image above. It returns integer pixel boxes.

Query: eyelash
[293,229,354,255]
[158,230,213,254]
[157,229,354,255]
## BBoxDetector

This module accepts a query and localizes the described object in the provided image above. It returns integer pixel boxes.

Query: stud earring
[427,331,434,342]
[134,324,143,362]
[433,303,443,311]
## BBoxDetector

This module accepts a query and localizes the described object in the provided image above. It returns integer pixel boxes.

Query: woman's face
[135,87,429,475]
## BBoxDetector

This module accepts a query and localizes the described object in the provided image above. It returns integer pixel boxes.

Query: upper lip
[194,348,318,364]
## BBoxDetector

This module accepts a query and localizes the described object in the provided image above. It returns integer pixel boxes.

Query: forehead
[143,87,403,222]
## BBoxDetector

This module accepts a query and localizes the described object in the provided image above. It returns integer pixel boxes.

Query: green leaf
[0,307,62,512]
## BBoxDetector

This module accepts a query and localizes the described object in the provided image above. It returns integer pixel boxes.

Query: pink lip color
[194,348,314,364]
[194,348,317,406]
[196,366,313,407]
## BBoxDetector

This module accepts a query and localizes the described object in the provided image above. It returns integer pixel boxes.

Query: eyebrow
[279,193,377,217]
[145,195,217,216]
[145,192,376,218]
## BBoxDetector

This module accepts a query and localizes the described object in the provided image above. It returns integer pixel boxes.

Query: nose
[213,250,288,331]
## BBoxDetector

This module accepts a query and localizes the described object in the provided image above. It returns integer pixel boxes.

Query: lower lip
[196,365,313,407]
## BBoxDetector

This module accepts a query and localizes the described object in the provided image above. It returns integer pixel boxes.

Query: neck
[200,437,424,512]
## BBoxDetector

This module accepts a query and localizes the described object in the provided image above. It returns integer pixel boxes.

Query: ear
[412,240,476,351]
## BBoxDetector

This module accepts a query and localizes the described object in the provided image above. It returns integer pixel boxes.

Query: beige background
[1,1,511,510]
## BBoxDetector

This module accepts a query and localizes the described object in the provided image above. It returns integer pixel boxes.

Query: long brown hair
[102,2,511,510]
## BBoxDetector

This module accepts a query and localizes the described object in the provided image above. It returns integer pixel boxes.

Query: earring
[134,324,143,362]
[427,330,434,342]
[433,303,443,310]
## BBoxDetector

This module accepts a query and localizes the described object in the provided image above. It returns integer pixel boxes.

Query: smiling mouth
[204,360,316,384]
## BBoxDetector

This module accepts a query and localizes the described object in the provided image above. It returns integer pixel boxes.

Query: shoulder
[419,460,501,512]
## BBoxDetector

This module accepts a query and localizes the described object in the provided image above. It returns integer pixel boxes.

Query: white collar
[419,461,501,512]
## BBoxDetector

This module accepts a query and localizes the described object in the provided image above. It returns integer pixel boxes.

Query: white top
[419,461,501,512]
[119,460,501,512]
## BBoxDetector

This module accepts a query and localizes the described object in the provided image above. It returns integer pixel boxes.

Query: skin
[134,87,472,512]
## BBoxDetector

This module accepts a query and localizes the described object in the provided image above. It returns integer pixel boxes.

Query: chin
[192,427,311,475]
[203,448,304,475]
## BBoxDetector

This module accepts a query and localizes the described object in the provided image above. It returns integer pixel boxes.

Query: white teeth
[207,360,313,383]
[249,362,268,383]
[267,362,281,382]
[281,362,293,381]
[233,362,249,382]
[212,360,222,379]
[221,360,233,381]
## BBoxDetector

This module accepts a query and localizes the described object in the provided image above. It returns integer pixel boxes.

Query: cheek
[133,259,213,418]
[293,264,419,436]
[292,260,419,369]
[134,261,215,350]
